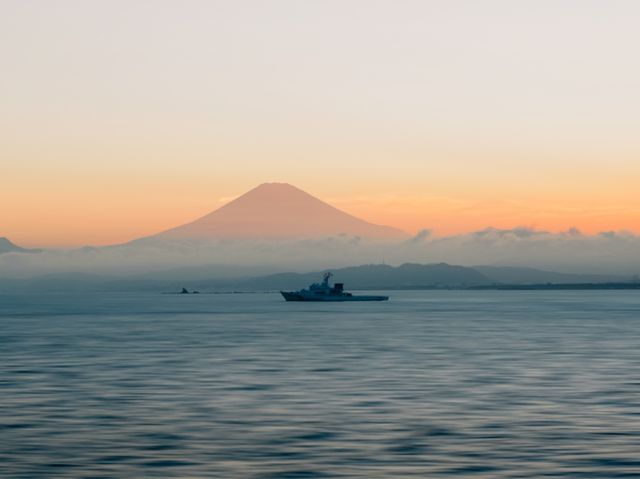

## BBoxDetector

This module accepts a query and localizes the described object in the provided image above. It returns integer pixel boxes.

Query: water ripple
[1,291,640,478]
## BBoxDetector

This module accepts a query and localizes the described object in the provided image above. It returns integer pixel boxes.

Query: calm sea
[2,291,640,478]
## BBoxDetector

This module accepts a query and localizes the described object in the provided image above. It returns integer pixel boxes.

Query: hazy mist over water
[3,227,640,279]
[2,291,640,478]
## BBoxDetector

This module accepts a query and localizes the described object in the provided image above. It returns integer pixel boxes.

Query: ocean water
[1,291,640,478]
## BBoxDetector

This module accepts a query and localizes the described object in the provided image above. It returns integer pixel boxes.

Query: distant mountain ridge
[235,263,492,290]
[147,183,407,241]
[0,262,631,292]
[0,237,36,254]
[0,262,493,292]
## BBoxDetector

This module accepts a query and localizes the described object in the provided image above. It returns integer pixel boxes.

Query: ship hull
[281,291,388,302]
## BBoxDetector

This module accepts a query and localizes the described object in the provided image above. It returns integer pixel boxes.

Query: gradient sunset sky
[2,1,639,247]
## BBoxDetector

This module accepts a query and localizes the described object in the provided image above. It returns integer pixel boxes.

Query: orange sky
[3,171,639,248]
[2,1,639,247]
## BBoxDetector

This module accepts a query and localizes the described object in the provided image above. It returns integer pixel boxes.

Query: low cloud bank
[416,227,640,274]
[1,227,639,278]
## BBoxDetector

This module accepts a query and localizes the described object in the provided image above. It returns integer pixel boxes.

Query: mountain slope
[151,183,407,240]
[0,237,32,254]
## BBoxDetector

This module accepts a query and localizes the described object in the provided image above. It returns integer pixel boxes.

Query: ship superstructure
[281,272,388,302]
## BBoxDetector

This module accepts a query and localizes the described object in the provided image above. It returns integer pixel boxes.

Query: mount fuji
[146,183,407,241]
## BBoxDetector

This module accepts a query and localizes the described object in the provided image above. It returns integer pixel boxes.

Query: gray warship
[281,272,389,302]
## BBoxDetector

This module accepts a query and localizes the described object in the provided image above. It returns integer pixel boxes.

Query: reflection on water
[2,291,640,478]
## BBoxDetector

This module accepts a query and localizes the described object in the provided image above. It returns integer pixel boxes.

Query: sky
[2,0,639,247]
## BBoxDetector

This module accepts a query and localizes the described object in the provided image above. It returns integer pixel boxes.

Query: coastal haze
[1,183,639,283]
[2,1,640,248]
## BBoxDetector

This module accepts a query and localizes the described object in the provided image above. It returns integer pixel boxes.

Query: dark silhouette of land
[470,282,640,290]
[236,263,490,290]
[0,262,636,293]
[0,237,37,254]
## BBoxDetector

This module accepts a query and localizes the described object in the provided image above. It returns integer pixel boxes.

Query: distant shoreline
[467,283,640,291]
[163,283,640,294]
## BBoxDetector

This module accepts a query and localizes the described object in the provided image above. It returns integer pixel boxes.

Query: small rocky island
[180,288,200,294]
